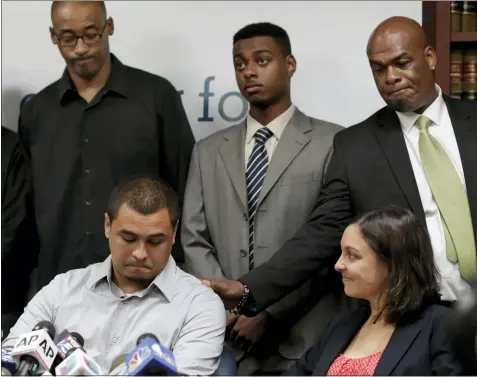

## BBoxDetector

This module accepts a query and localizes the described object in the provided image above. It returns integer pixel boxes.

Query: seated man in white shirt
[3,175,226,375]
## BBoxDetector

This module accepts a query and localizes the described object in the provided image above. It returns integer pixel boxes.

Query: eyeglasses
[56,19,109,48]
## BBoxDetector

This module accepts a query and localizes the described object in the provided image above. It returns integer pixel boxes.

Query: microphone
[55,349,103,376]
[49,330,86,374]
[124,333,177,376]
[1,347,17,376]
[11,321,59,376]
[55,331,85,360]
[109,355,127,375]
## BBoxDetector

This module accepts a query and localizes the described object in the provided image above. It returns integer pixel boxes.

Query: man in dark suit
[202,16,477,315]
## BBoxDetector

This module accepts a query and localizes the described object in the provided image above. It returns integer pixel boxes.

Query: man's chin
[387,98,418,113]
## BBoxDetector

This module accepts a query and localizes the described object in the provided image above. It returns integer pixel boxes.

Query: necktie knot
[416,115,432,132]
[254,127,273,145]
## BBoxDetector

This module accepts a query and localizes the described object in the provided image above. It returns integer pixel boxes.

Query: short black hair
[353,205,440,324]
[233,22,292,56]
[107,175,179,226]
[51,1,107,19]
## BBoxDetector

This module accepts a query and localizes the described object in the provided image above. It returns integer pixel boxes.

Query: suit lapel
[313,308,369,375]
[219,123,247,211]
[374,315,422,375]
[256,108,311,208]
[374,107,426,222]
[444,96,477,244]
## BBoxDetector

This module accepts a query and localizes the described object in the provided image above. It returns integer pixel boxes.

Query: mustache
[69,55,95,64]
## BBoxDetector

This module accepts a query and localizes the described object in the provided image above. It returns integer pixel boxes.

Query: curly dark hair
[353,205,440,324]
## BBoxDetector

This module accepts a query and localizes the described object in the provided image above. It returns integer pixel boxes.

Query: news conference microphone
[55,331,85,361]
[11,321,59,376]
[109,354,127,375]
[55,348,103,376]
[49,330,86,374]
[124,333,177,376]
[1,347,17,376]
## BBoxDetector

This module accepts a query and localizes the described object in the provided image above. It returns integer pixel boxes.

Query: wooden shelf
[451,32,477,42]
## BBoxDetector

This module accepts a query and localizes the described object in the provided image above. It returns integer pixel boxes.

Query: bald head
[51,1,106,21]
[366,16,437,113]
[367,16,428,55]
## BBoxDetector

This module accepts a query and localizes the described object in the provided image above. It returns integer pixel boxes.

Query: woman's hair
[353,205,440,324]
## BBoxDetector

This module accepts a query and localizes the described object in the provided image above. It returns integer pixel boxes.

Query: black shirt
[1,126,39,336]
[19,54,195,289]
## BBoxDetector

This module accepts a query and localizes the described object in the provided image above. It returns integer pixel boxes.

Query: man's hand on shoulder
[201,278,244,310]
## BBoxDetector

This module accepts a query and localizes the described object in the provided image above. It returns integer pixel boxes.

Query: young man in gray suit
[181,22,347,375]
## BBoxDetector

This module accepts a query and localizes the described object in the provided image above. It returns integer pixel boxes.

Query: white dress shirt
[395,85,473,303]
[244,104,296,167]
[3,256,226,375]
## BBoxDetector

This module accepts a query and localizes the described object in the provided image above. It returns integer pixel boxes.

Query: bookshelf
[422,1,477,97]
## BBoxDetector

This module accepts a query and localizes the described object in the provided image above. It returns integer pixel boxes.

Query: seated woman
[285,206,461,376]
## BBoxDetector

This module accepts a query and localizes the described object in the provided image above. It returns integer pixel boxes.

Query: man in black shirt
[18,1,195,292]
[1,126,39,337]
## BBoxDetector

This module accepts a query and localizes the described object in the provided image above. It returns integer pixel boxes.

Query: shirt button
[85,169,90,174]
[240,250,247,257]
[85,231,91,236]
[84,137,89,143]
[85,200,91,206]
[112,337,118,344]
[242,213,248,221]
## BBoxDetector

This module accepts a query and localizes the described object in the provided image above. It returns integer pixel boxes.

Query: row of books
[451,1,477,32]
[450,47,477,100]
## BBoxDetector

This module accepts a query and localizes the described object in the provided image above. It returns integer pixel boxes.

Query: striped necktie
[417,115,476,281]
[246,127,274,269]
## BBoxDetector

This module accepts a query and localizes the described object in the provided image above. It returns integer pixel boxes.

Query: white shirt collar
[245,104,296,144]
[395,84,446,133]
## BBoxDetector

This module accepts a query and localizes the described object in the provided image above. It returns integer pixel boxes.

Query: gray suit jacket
[181,108,346,361]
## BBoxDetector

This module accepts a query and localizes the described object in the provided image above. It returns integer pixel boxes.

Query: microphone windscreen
[136,333,159,346]
[69,332,85,347]
[33,321,56,339]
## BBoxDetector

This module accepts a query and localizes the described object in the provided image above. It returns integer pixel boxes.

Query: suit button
[240,250,247,257]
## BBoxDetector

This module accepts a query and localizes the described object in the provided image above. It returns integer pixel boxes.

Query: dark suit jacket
[240,96,477,310]
[284,304,462,376]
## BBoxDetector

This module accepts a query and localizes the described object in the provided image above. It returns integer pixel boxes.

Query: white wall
[1,1,422,140]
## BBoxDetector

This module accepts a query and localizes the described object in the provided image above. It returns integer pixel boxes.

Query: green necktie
[417,115,476,281]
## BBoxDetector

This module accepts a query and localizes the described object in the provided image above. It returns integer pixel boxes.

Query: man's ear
[104,213,111,239]
[107,17,114,36]
[50,27,58,45]
[286,55,297,78]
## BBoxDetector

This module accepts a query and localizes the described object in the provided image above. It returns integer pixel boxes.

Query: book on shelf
[450,47,463,99]
[463,48,477,100]
[462,1,477,32]
[451,1,462,32]
[449,47,477,101]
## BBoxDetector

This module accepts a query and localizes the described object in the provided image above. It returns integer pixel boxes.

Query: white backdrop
[1,1,422,140]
